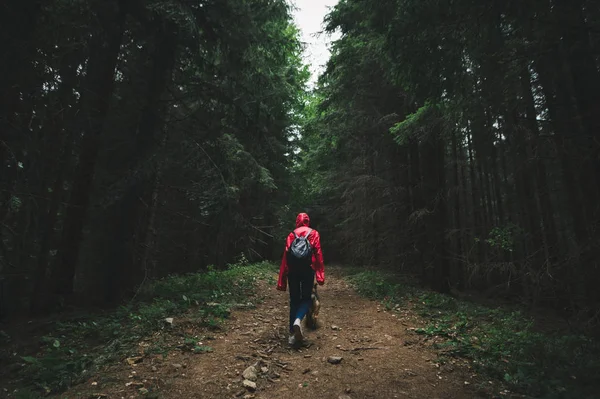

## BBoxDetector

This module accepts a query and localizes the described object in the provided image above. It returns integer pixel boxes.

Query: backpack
[286,229,313,269]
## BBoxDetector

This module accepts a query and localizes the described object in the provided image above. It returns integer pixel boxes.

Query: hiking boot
[293,318,303,341]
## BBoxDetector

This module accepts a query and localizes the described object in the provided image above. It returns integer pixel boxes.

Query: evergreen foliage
[298,0,600,327]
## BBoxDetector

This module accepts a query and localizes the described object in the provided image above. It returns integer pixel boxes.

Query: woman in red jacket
[277,213,325,345]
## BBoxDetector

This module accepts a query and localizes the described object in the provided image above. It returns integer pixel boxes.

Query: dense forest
[1,0,599,335]
[0,0,309,316]
[299,0,600,330]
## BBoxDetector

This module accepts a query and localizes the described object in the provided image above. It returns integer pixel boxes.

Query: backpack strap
[293,228,312,239]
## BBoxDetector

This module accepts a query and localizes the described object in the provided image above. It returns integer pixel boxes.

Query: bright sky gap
[291,0,341,87]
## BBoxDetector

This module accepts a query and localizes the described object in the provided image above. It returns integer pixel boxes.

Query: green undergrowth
[4,261,275,398]
[344,268,600,399]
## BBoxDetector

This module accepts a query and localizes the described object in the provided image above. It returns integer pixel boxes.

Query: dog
[305,282,321,330]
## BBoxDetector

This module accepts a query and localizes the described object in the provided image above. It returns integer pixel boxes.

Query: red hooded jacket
[277,213,325,291]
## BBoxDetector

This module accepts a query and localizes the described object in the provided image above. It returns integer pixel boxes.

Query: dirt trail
[66,268,483,399]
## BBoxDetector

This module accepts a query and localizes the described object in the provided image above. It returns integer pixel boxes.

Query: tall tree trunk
[520,66,558,268]
[459,131,472,270]
[506,106,544,302]
[555,0,600,306]
[451,129,464,289]
[103,20,177,303]
[421,125,449,294]
[536,52,588,246]
[435,138,450,294]
[52,1,127,297]
[30,50,82,313]
[409,139,427,284]
[466,129,483,267]
[489,131,504,226]
[536,46,588,305]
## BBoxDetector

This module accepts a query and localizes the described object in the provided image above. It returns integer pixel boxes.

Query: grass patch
[5,261,274,398]
[344,268,600,398]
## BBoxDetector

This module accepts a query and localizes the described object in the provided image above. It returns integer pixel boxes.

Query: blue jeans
[288,266,315,333]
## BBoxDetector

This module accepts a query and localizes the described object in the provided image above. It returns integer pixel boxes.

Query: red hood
[296,213,310,228]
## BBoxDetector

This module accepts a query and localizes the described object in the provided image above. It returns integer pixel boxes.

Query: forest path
[163,267,477,399]
[66,267,483,399]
